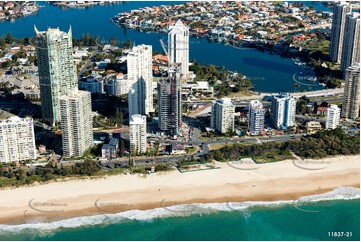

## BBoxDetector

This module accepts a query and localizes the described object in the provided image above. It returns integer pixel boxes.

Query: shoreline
[0,155,359,225]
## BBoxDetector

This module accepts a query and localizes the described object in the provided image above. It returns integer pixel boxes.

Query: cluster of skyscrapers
[330,3,360,121]
[1,8,359,163]
[330,2,360,72]
[129,20,189,153]
[35,26,93,158]
[246,93,297,136]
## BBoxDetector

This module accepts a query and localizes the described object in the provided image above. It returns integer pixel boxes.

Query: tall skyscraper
[248,100,265,136]
[59,90,93,158]
[342,64,360,119]
[129,114,147,154]
[340,12,360,72]
[168,20,189,78]
[211,98,235,134]
[34,26,78,125]
[326,104,341,130]
[0,116,36,163]
[329,3,351,64]
[127,44,153,117]
[158,65,182,135]
[271,93,296,129]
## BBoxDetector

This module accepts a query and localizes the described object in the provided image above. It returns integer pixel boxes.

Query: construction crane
[159,38,168,56]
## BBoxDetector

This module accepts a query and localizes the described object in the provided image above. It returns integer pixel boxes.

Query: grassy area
[0,174,67,188]
[252,150,293,163]
[207,128,359,162]
[208,143,228,150]
[226,90,255,98]
[0,161,173,188]
[305,40,330,55]
[185,146,198,154]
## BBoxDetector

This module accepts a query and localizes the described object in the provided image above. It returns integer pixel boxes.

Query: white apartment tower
[340,12,360,72]
[60,90,93,158]
[168,20,189,78]
[326,104,341,130]
[271,93,296,129]
[342,64,360,119]
[329,3,351,64]
[248,100,265,136]
[35,26,78,125]
[0,116,36,163]
[211,98,235,134]
[127,44,153,116]
[129,114,147,154]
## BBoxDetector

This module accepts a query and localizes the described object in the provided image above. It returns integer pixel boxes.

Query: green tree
[109,36,118,46]
[120,139,125,157]
[5,32,14,44]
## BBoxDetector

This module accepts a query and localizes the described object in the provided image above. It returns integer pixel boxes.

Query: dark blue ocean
[0,1,330,92]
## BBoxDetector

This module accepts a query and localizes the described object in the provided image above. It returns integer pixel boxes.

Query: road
[78,47,99,77]
[279,23,331,35]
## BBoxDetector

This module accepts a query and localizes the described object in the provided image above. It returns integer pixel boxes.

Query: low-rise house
[316,106,328,116]
[78,77,104,94]
[101,138,119,160]
[152,54,168,66]
[171,143,186,155]
[305,121,322,134]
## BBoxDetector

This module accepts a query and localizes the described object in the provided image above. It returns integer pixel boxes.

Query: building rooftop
[108,137,118,147]
[216,97,233,106]
[0,109,15,120]
[249,100,264,109]
[130,114,146,125]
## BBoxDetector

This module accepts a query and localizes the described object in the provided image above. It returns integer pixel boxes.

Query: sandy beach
[0,155,359,225]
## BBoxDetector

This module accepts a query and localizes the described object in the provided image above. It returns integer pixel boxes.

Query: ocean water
[0,187,359,241]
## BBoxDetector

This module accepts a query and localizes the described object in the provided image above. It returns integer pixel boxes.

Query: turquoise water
[0,1,326,93]
[0,199,359,241]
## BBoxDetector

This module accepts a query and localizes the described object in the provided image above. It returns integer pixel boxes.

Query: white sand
[0,155,359,224]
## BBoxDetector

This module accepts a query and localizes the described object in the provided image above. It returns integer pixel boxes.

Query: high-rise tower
[35,26,77,125]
